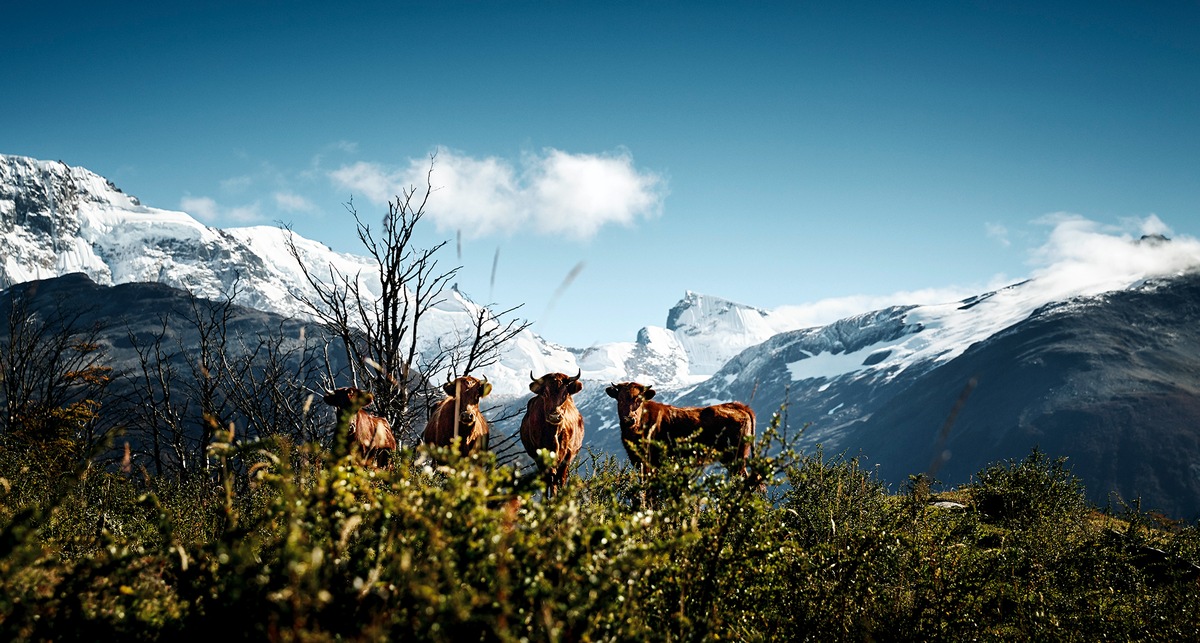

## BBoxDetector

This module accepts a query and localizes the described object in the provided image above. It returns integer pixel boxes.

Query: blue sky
[3,1,1198,347]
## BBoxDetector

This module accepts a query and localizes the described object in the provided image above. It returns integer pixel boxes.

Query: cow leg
[554,452,574,496]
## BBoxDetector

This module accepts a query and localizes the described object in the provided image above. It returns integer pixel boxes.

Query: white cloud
[329,147,667,240]
[1027,213,1199,294]
[180,195,220,223]
[1136,213,1171,237]
[526,149,665,238]
[412,151,521,237]
[985,222,1010,247]
[328,161,399,205]
[220,175,254,194]
[180,195,262,224]
[224,204,262,224]
[274,191,318,214]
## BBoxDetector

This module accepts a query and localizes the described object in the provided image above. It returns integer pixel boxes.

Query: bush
[969,447,1088,529]
[781,446,893,547]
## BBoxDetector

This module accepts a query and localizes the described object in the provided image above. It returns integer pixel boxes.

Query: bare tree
[451,303,531,378]
[174,281,241,473]
[218,322,330,446]
[0,287,114,467]
[119,289,340,478]
[285,156,529,446]
[123,315,190,477]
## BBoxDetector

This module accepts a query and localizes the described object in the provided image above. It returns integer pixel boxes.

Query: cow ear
[605,385,618,398]
[568,379,583,395]
[481,381,492,397]
[643,387,657,400]
[529,378,543,394]
[442,381,456,397]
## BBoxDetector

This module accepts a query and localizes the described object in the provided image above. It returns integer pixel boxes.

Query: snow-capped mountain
[8,153,1200,515]
[565,292,802,390]
[0,154,378,317]
[0,154,791,396]
[664,292,782,377]
[845,273,1200,518]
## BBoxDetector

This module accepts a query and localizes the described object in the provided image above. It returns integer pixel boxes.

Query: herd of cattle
[323,371,756,494]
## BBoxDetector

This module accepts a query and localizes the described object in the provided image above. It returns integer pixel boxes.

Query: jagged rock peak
[666,290,770,332]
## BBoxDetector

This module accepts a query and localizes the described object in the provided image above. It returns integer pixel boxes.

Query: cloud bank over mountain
[1028,213,1199,293]
[763,214,1199,335]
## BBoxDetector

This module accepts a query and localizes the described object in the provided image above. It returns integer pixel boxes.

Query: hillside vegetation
[1,412,1198,642]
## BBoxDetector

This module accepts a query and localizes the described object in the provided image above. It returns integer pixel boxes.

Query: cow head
[605,381,656,430]
[530,370,583,424]
[323,387,375,413]
[442,375,491,426]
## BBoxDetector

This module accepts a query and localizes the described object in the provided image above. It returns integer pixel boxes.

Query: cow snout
[547,411,563,424]
[459,411,476,425]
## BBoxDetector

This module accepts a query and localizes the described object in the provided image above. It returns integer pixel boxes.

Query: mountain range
[4,153,1200,517]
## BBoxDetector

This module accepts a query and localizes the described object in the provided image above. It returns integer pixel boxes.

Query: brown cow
[423,375,492,456]
[323,387,397,466]
[605,381,755,477]
[520,371,585,496]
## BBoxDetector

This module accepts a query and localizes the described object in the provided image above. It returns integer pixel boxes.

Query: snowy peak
[666,290,774,336]
[664,291,781,376]
[0,153,395,318]
[0,154,141,214]
[0,155,139,287]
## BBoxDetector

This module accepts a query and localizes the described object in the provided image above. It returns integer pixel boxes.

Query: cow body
[323,387,397,466]
[605,381,755,477]
[424,375,492,456]
[520,371,585,495]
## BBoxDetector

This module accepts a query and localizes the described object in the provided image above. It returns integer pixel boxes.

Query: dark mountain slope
[849,274,1200,517]
[0,273,344,471]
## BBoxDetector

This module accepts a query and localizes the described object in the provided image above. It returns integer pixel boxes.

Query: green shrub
[781,446,893,547]
[969,447,1088,529]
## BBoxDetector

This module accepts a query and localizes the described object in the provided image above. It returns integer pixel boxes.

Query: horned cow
[520,371,585,496]
[424,375,492,456]
[605,381,755,477]
[323,387,397,466]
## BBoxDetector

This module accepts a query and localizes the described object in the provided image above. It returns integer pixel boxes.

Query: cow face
[605,381,656,429]
[530,371,583,424]
[442,375,491,426]
[323,387,375,413]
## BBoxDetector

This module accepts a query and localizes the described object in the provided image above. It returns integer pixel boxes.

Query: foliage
[970,447,1088,529]
[1,406,1199,641]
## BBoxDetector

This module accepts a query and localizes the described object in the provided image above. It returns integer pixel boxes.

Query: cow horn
[530,371,538,382]
[568,369,581,383]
